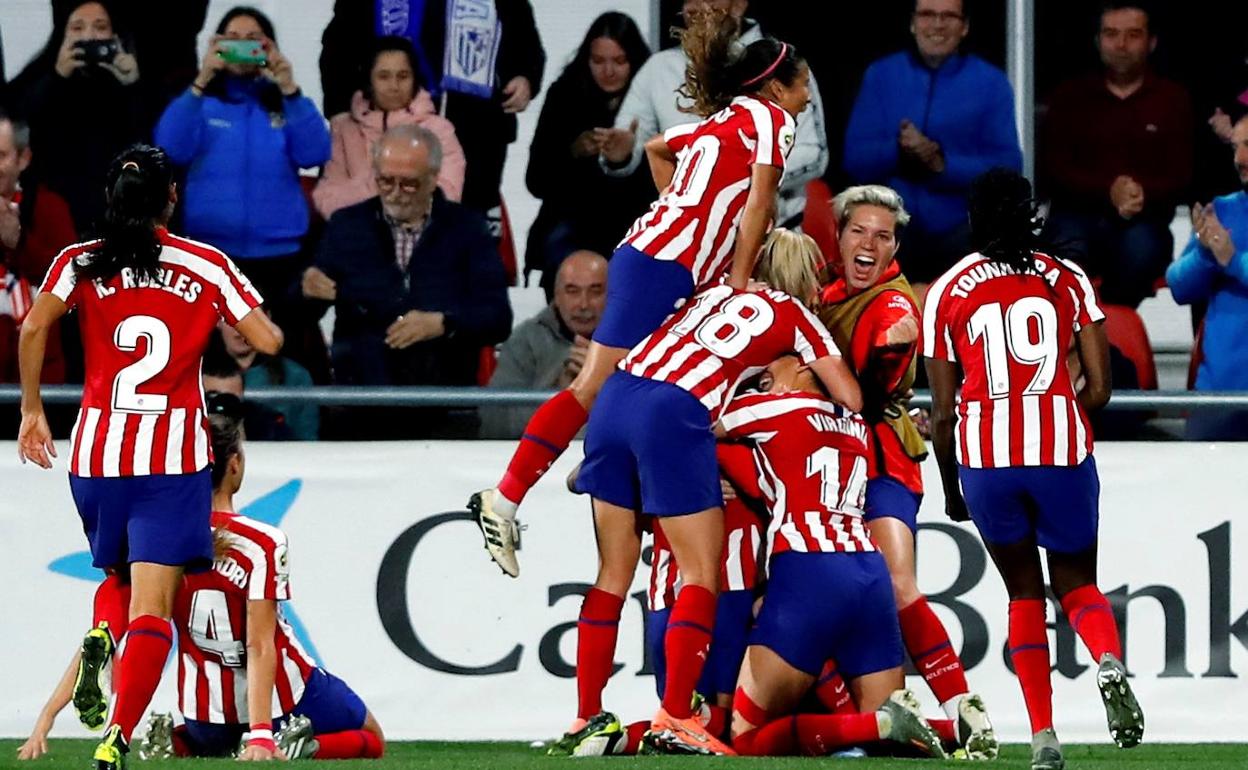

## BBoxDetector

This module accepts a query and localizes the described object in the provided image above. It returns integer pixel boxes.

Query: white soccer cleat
[956,693,998,760]
[879,689,946,759]
[275,714,318,759]
[468,489,521,578]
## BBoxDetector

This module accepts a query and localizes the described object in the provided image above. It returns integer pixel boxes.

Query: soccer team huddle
[14,8,1140,770]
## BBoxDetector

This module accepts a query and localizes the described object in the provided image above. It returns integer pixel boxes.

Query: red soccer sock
[1060,584,1123,662]
[734,714,881,757]
[1008,599,1054,735]
[312,730,384,759]
[704,704,729,740]
[813,660,858,714]
[623,721,649,755]
[929,717,957,745]
[576,588,625,719]
[899,596,969,705]
[497,390,588,504]
[108,615,173,742]
[661,585,717,719]
[171,726,191,758]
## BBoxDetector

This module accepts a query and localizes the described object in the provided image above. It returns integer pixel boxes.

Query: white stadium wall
[2,441,1247,743]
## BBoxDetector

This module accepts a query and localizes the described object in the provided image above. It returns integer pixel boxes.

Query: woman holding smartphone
[154,5,330,371]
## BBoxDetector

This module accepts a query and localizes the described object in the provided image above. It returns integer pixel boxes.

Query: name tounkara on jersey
[948,259,1062,299]
[93,266,204,303]
[805,412,869,443]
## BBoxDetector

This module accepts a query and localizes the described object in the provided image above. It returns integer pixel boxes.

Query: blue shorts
[750,552,903,679]
[70,469,213,572]
[182,668,367,756]
[592,244,695,349]
[645,590,755,699]
[579,372,722,516]
[863,476,922,533]
[959,456,1100,554]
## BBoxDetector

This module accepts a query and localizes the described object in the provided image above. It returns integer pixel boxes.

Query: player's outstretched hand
[16,731,49,760]
[17,411,56,469]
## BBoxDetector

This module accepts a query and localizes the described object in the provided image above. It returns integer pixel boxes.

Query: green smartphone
[217,38,267,66]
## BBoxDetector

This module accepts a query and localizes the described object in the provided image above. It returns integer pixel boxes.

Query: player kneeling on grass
[719,356,984,759]
[148,397,385,760]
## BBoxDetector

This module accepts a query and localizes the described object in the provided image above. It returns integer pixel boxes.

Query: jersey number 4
[967,297,1058,399]
[188,589,245,667]
[111,315,171,414]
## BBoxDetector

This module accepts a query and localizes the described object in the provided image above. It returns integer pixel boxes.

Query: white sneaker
[469,489,521,578]
[137,712,175,760]
[956,693,998,760]
[275,714,318,759]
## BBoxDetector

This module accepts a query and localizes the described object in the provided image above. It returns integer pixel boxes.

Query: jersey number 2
[111,315,171,414]
[188,589,245,667]
[967,297,1058,399]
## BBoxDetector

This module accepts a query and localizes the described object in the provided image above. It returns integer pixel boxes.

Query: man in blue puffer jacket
[843,0,1021,289]
[1167,111,1248,440]
[155,8,331,306]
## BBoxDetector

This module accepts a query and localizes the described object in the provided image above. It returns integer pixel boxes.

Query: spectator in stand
[1039,1,1193,308]
[202,340,294,441]
[482,250,607,438]
[843,0,1021,292]
[314,36,465,220]
[318,0,545,221]
[1167,111,1248,440]
[0,112,76,384]
[525,12,654,298]
[219,317,319,440]
[301,124,511,389]
[5,1,143,236]
[155,6,331,317]
[598,0,827,231]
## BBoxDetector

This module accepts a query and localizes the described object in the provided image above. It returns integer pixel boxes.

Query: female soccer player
[162,400,384,761]
[566,230,861,755]
[819,185,987,735]
[718,355,947,759]
[16,144,283,770]
[470,7,813,578]
[923,168,1143,770]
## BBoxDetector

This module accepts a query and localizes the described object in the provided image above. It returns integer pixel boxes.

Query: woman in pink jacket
[314,36,465,219]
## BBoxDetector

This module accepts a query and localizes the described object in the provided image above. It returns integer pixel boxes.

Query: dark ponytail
[75,144,173,284]
[677,8,804,117]
[967,167,1046,275]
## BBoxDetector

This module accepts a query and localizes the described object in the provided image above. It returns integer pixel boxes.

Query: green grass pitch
[4,740,1248,769]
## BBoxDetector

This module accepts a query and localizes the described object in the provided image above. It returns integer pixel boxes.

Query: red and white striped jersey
[621,95,797,290]
[39,229,262,478]
[622,284,839,420]
[174,512,316,725]
[922,252,1103,468]
[648,498,764,612]
[720,391,875,557]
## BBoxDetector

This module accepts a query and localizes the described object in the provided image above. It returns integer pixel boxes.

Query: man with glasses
[843,0,1021,296]
[300,125,511,423]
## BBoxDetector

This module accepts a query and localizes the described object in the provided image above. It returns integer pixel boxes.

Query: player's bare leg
[550,499,639,756]
[95,563,182,770]
[868,517,994,757]
[470,341,627,577]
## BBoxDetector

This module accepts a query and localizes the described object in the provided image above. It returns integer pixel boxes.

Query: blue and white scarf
[441,0,500,99]
[375,0,438,96]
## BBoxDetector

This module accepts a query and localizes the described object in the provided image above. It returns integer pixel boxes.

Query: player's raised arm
[17,292,68,468]
[808,354,863,414]
[727,165,782,290]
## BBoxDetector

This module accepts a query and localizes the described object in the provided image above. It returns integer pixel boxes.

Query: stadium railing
[1,386,1246,413]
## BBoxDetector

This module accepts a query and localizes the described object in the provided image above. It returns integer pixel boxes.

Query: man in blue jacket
[301,125,512,391]
[843,0,1021,289]
[1167,111,1248,440]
